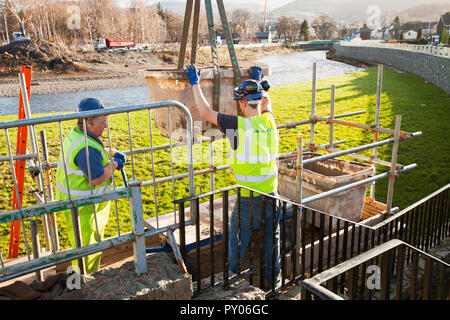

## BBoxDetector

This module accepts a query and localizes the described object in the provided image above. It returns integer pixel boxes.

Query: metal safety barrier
[301,239,450,300]
[0,101,195,282]
[339,41,450,58]
[299,183,450,300]
[174,185,386,298]
[173,183,449,298]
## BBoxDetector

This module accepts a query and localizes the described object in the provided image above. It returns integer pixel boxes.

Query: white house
[308,26,316,38]
[371,28,383,40]
[403,30,417,40]
[255,31,272,43]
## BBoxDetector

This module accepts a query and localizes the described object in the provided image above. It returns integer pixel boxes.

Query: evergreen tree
[442,29,449,44]
[393,16,400,39]
[156,2,166,20]
[416,28,422,40]
[300,19,310,41]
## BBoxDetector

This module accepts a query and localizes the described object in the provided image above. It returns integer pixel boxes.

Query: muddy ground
[0,40,296,97]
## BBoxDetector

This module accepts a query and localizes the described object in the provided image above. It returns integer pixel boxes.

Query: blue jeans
[228,192,281,282]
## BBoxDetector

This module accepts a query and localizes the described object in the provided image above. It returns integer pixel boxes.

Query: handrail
[0,100,195,282]
[373,183,450,229]
[301,239,450,300]
[338,41,450,58]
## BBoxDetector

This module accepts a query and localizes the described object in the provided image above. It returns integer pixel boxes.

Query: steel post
[40,130,59,252]
[329,85,335,148]
[70,207,85,275]
[129,180,147,275]
[370,65,383,198]
[295,134,303,275]
[310,62,317,144]
[386,115,402,215]
[30,220,43,281]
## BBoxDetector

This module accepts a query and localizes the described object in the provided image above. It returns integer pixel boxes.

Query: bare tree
[276,16,300,45]
[312,15,337,39]
[230,9,253,39]
[0,0,9,43]
[0,0,185,47]
[165,11,183,43]
[5,0,29,36]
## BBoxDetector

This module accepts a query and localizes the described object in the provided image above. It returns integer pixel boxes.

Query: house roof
[392,21,438,32]
[255,32,270,38]
[441,14,450,26]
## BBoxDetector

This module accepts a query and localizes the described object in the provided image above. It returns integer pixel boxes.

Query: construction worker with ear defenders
[184,64,281,288]
[55,98,126,274]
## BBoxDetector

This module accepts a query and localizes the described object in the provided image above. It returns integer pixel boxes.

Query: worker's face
[87,115,107,138]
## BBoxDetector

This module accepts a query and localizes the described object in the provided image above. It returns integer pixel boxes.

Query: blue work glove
[248,66,263,81]
[113,151,126,163]
[184,64,200,86]
[114,158,124,171]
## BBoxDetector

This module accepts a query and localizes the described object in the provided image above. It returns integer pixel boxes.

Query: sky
[117,0,296,10]
[116,0,450,11]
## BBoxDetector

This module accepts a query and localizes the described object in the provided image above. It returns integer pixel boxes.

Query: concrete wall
[334,44,450,94]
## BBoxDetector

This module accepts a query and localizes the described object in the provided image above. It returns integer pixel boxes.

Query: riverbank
[0,44,296,97]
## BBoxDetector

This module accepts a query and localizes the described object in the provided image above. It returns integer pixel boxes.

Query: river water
[0,51,363,116]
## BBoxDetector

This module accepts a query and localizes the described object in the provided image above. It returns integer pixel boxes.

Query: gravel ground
[0,74,147,97]
[0,44,294,98]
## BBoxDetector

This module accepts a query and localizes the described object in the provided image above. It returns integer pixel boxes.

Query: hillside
[157,0,265,15]
[270,0,450,23]
[400,3,450,21]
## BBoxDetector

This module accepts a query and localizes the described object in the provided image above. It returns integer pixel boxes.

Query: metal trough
[278,153,375,232]
[141,66,270,140]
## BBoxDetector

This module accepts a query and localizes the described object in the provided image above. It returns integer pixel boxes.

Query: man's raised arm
[185,64,218,126]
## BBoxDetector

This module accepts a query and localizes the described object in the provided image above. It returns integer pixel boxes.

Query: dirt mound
[0,39,86,75]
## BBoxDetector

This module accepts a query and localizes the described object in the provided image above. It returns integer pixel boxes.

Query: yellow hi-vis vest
[55,128,111,274]
[228,112,278,197]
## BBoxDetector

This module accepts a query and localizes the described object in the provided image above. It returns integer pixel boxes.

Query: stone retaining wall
[334,44,450,94]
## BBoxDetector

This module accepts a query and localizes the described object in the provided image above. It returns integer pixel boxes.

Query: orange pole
[8,65,32,259]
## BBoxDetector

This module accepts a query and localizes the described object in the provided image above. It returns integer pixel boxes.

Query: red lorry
[93,38,136,51]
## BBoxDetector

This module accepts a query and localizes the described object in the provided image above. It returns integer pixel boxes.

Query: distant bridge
[290,40,343,51]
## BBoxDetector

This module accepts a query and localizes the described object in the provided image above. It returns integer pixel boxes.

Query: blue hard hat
[233,80,264,101]
[77,98,104,112]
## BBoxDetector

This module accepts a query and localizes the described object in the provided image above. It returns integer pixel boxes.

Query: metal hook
[195,184,203,195]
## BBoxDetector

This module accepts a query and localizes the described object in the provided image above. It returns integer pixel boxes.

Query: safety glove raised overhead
[184,64,201,86]
[248,66,270,92]
[248,66,263,81]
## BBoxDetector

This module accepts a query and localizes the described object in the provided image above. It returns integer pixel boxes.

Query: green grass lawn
[0,66,449,257]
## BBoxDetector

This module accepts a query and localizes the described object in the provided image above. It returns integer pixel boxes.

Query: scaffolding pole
[371,65,383,199]
[386,115,402,215]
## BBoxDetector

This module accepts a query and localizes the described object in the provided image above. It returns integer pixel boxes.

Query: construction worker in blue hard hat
[55,98,127,274]
[184,65,281,289]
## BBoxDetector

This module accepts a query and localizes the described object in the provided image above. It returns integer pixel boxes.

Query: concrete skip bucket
[141,66,270,140]
[278,153,375,233]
